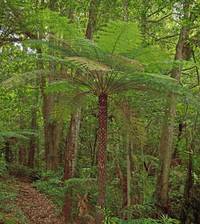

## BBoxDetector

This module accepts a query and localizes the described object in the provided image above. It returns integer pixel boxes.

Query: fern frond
[128,45,172,73]
[2,70,46,88]
[96,21,141,55]
[108,72,180,95]
[0,130,36,140]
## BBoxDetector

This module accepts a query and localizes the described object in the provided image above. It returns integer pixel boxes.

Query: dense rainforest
[0,0,200,223]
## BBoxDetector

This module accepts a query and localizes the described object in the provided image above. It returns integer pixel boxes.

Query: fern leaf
[96,21,141,55]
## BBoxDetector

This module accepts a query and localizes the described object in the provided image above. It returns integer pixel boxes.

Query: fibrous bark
[96,93,107,223]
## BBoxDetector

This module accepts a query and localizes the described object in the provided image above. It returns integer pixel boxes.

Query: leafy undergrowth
[107,216,180,224]
[8,164,41,182]
[33,172,180,224]
[32,171,65,209]
[0,178,27,224]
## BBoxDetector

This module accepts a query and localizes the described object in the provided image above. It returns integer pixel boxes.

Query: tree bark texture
[28,106,37,168]
[85,0,101,40]
[63,109,81,223]
[64,109,81,180]
[156,1,191,212]
[96,93,107,224]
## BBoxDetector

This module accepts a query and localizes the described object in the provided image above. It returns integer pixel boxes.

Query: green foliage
[0,131,28,141]
[0,179,27,224]
[96,21,141,54]
[160,215,180,224]
[34,171,98,210]
[8,164,40,180]
[129,46,172,74]
[105,216,180,224]
[0,156,8,177]
[104,215,180,224]
[33,171,65,208]
[1,1,200,224]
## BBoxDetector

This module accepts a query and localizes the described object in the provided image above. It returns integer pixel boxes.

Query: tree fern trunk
[97,93,107,223]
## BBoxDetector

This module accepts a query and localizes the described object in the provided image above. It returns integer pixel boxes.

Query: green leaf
[96,21,141,55]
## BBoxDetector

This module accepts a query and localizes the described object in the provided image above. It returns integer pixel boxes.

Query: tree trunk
[91,127,98,167]
[63,192,73,223]
[156,1,191,212]
[85,0,101,40]
[5,141,12,163]
[18,145,26,165]
[180,143,193,224]
[63,109,81,180]
[156,95,176,212]
[96,93,108,223]
[180,113,198,223]
[28,106,37,168]
[40,69,61,170]
[116,162,127,210]
[126,135,131,208]
[63,0,100,220]
[63,109,81,222]
[173,122,184,159]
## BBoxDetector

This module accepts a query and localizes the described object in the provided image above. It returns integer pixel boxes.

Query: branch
[155,33,179,42]
[147,4,169,18]
[147,13,172,23]
[192,49,200,86]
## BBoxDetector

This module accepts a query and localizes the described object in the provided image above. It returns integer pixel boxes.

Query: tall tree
[156,0,192,212]
[63,1,101,222]
[85,0,101,40]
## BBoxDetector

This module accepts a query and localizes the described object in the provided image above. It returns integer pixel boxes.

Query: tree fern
[95,21,141,55]
[127,45,172,74]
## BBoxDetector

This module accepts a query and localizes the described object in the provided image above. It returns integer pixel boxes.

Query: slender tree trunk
[140,0,150,45]
[96,93,107,223]
[28,106,37,168]
[18,145,26,165]
[47,121,60,170]
[63,1,101,221]
[39,54,60,170]
[5,141,12,163]
[91,127,98,167]
[85,0,101,40]
[116,162,127,211]
[180,144,193,224]
[156,1,191,212]
[173,123,184,159]
[63,109,81,222]
[180,113,198,223]
[123,0,129,21]
[156,96,176,212]
[63,109,81,180]
[41,91,60,170]
[126,135,131,208]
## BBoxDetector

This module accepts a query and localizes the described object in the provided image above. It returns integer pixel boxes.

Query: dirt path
[15,181,65,224]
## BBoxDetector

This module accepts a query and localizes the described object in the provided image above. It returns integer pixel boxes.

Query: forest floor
[16,179,65,224]
[0,177,65,224]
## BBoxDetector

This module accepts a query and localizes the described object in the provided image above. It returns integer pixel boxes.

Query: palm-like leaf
[95,21,141,54]
[2,7,180,97]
